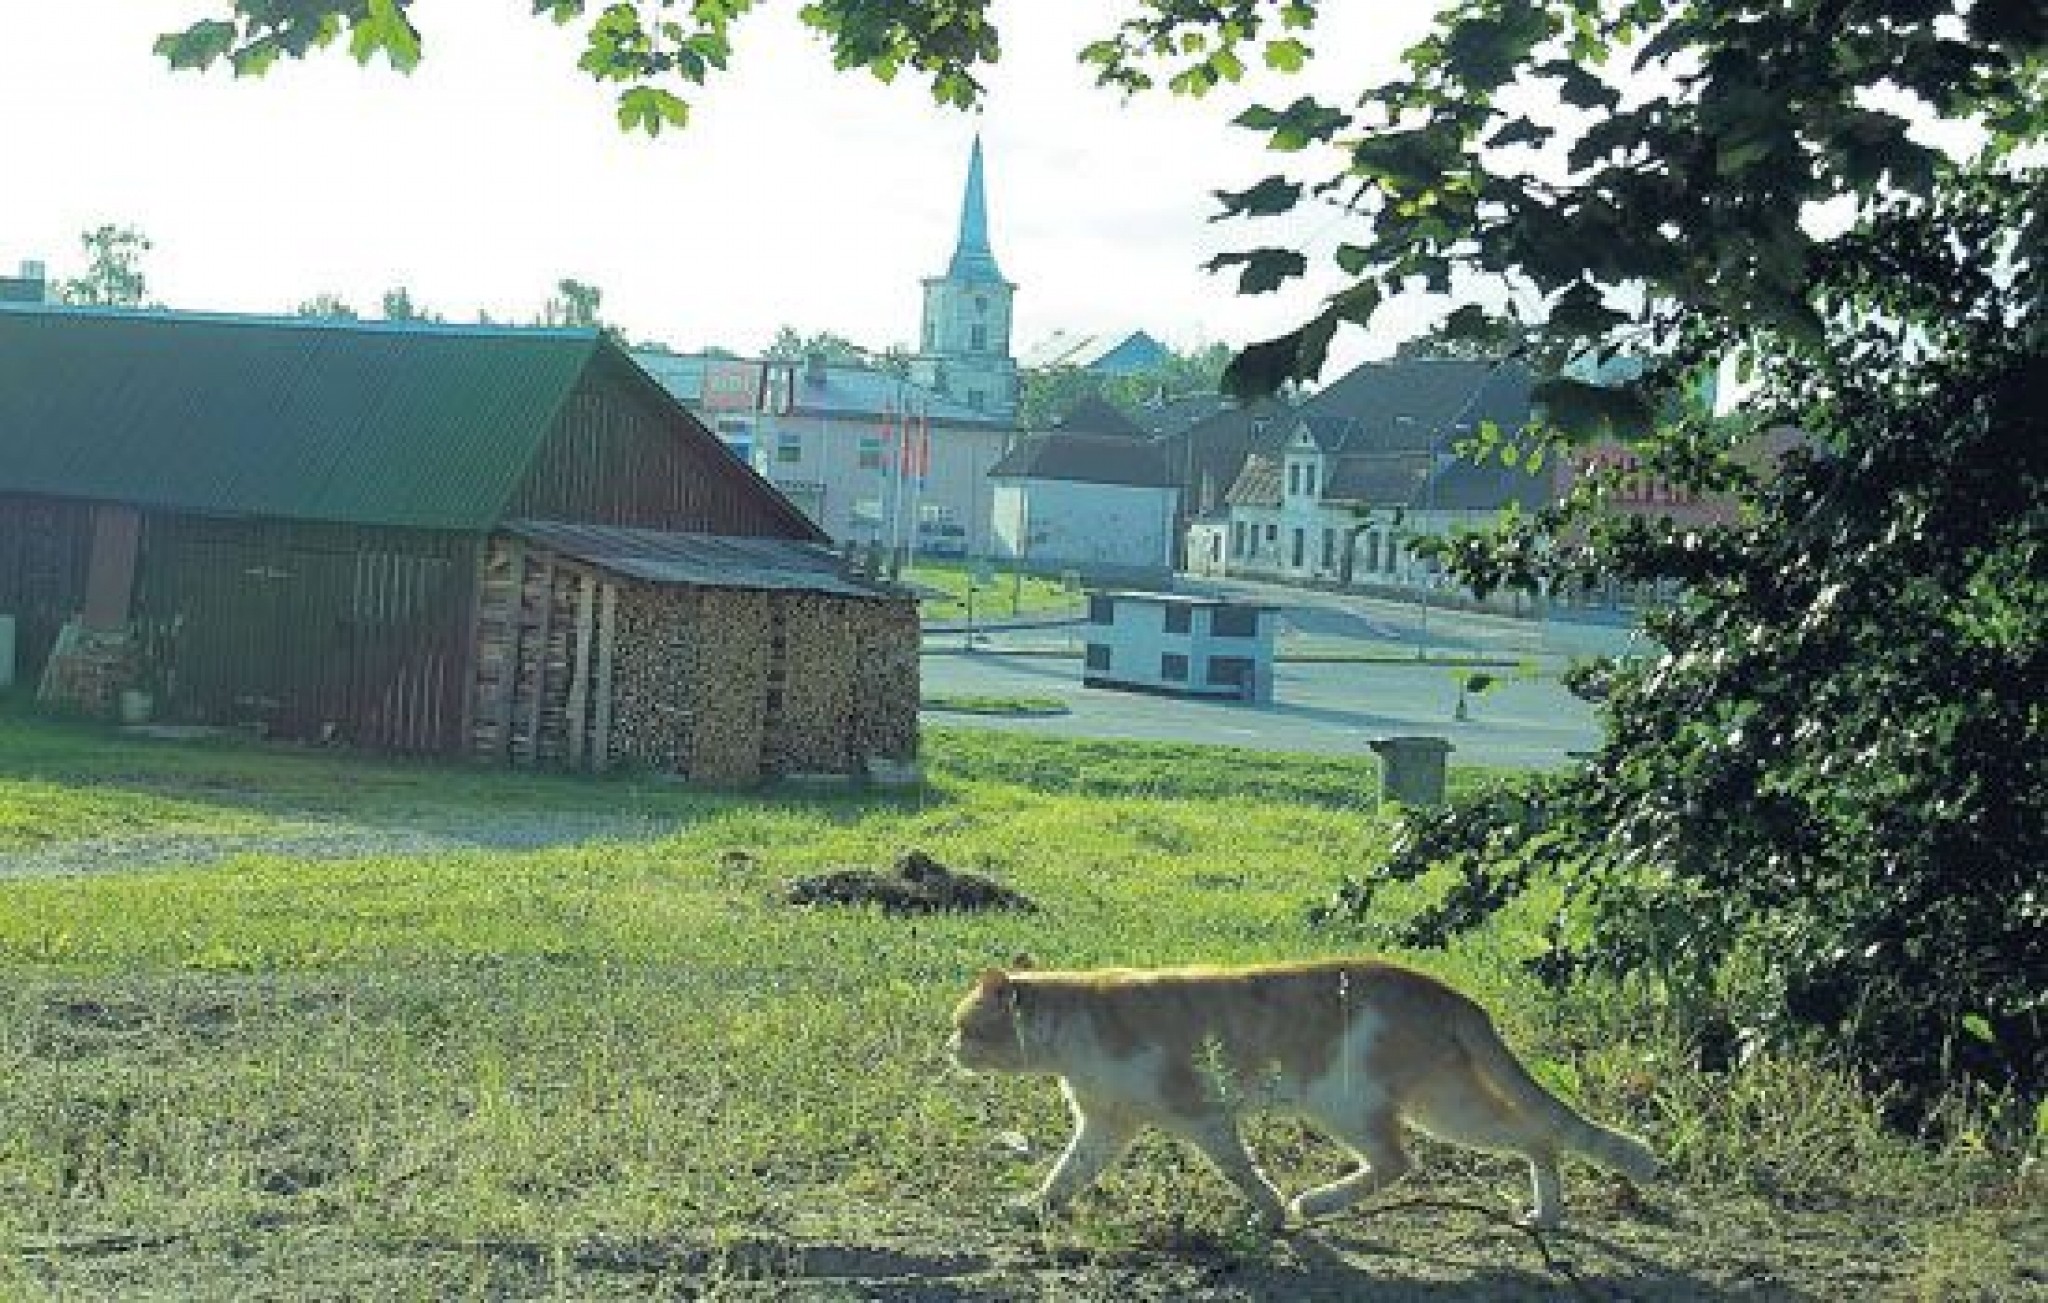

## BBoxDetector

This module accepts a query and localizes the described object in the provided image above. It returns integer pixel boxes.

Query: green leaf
[1530,376,1654,441]
[349,0,422,72]
[1232,96,1349,151]
[1548,282,1629,337]
[1212,176,1302,220]
[1961,1013,1995,1044]
[1204,248,1307,295]
[1263,38,1310,72]
[154,21,238,71]
[616,85,690,135]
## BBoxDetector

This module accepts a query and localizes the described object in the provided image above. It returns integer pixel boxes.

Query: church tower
[911,135,1018,420]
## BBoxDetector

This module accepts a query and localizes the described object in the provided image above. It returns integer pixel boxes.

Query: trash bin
[1368,735,1454,806]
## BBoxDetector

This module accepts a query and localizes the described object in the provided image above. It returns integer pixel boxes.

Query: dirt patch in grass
[786,849,1038,915]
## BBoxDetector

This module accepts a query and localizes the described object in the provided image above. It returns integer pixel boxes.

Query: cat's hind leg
[1288,1108,1412,1222]
[1405,1080,1564,1229]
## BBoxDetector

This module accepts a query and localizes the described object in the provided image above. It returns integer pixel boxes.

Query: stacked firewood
[852,603,921,765]
[684,589,773,786]
[605,585,695,772]
[773,593,858,774]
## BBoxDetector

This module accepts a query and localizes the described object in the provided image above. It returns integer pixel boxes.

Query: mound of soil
[785,850,1037,915]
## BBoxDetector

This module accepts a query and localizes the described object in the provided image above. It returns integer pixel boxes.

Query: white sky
[0,2,1452,373]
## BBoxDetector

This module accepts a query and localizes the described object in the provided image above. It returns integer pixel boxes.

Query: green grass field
[0,715,2035,1299]
[903,559,1083,623]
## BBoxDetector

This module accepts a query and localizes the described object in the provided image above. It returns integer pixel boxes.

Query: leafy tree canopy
[539,277,604,329]
[379,285,436,322]
[57,224,154,308]
[1021,340,1232,428]
[292,292,358,320]
[764,325,868,364]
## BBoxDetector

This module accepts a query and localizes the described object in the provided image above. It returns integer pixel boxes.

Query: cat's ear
[977,968,1012,995]
[1009,952,1038,971]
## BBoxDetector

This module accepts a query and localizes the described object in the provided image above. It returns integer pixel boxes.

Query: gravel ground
[0,809,681,879]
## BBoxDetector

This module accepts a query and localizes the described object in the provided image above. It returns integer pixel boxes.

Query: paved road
[921,648,1600,769]
[922,579,1633,769]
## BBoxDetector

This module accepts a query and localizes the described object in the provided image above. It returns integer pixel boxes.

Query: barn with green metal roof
[0,306,917,779]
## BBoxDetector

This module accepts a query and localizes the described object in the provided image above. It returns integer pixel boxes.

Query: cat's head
[947,965,1035,1072]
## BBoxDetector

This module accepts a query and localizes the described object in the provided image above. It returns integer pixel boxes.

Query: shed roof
[988,432,1178,488]
[505,520,904,601]
[0,306,617,530]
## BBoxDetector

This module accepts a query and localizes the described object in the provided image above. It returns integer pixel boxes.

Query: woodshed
[0,305,919,780]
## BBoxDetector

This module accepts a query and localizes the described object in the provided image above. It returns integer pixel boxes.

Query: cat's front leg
[1180,1118,1289,1230]
[1028,1102,1138,1218]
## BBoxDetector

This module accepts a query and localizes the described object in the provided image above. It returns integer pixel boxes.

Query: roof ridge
[0,301,601,341]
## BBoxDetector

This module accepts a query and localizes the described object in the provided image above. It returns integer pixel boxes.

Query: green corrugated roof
[0,306,605,530]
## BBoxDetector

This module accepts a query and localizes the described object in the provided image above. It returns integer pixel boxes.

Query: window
[1085,643,1111,671]
[1305,463,1318,496]
[1231,522,1246,556]
[776,431,803,464]
[1212,607,1257,638]
[975,294,988,314]
[1291,528,1305,568]
[858,432,884,470]
[1208,655,1253,687]
[1161,652,1189,680]
[1164,604,1191,634]
[1264,523,1277,543]
[1088,594,1114,625]
[971,324,987,351]
[968,389,985,410]
[1287,463,1300,495]
[1322,528,1336,569]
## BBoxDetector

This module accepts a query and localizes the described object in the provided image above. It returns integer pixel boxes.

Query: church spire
[946,134,1004,283]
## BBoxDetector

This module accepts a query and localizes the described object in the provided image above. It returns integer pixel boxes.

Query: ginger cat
[947,957,1658,1229]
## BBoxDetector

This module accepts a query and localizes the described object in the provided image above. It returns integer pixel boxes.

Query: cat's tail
[1454,1004,1661,1182]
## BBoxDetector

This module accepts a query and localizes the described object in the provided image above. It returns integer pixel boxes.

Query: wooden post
[592,581,618,770]
[565,572,597,769]
[521,556,556,766]
[489,539,526,762]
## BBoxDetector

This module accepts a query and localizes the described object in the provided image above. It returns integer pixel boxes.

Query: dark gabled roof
[988,432,1177,488]
[0,306,608,530]
[1428,456,1551,511]
[1322,453,1430,504]
[1131,391,1232,438]
[1055,393,1146,438]
[505,520,902,601]
[1302,356,1532,454]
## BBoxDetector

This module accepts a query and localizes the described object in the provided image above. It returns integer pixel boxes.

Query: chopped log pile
[785,850,1038,915]
[468,534,917,783]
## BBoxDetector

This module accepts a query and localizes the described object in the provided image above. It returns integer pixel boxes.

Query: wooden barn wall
[0,495,95,679]
[506,361,803,538]
[132,515,476,754]
[469,537,918,781]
